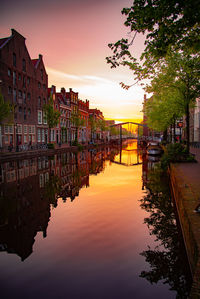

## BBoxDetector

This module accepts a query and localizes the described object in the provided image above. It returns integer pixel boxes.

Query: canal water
[0,141,191,298]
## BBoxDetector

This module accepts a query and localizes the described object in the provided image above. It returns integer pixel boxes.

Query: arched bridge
[109,121,146,143]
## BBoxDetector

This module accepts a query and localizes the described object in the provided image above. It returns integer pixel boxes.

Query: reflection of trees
[140,167,192,298]
[44,175,61,208]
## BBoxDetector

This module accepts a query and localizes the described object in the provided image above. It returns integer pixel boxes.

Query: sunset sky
[1,0,146,122]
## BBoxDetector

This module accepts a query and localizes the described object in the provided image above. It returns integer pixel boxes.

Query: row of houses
[0,29,109,152]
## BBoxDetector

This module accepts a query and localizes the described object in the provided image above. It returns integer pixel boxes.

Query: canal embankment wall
[169,149,200,298]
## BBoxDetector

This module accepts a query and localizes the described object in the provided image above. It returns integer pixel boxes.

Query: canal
[0,141,192,298]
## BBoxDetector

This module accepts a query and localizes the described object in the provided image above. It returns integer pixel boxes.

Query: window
[23,92,26,103]
[32,126,35,134]
[18,73,21,81]
[18,90,22,98]
[43,98,46,105]
[8,86,12,94]
[13,53,16,67]
[27,77,30,85]
[38,96,41,107]
[17,125,22,134]
[24,108,26,120]
[13,71,16,85]
[43,112,47,124]
[38,82,41,89]
[38,128,41,142]
[8,68,11,76]
[38,110,42,124]
[4,125,9,134]
[42,129,45,142]
[24,125,27,134]
[27,93,31,100]
[24,135,27,143]
[19,106,22,113]
[22,59,26,72]
[13,89,17,102]
[23,76,26,88]
[28,108,31,116]
[9,125,13,134]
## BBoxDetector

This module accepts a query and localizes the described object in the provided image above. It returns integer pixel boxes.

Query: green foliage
[0,91,13,124]
[160,143,196,170]
[43,96,60,129]
[106,0,200,74]
[97,119,109,132]
[71,111,85,128]
[144,50,200,151]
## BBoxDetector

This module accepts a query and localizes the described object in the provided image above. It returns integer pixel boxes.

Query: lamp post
[178,122,183,143]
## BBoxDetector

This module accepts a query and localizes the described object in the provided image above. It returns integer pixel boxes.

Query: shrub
[161,143,196,170]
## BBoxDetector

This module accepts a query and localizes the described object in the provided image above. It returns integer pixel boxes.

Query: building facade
[0,29,48,150]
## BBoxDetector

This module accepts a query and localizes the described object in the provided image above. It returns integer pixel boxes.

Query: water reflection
[0,141,192,298]
[0,147,119,261]
[140,157,192,298]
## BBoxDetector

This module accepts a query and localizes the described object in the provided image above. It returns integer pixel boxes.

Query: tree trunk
[163,129,168,143]
[186,103,190,153]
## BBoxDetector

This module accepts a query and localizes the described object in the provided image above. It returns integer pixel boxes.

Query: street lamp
[178,122,183,142]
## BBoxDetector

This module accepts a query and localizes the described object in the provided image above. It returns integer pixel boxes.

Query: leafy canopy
[0,91,13,124]
[106,0,200,77]
[43,96,60,129]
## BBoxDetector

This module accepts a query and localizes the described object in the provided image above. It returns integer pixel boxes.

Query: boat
[147,141,163,156]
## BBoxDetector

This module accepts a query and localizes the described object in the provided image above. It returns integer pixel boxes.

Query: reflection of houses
[0,159,50,261]
[0,147,118,260]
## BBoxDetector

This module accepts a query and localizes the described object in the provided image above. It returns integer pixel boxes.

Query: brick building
[0,29,48,150]
[66,88,78,143]
[78,99,89,144]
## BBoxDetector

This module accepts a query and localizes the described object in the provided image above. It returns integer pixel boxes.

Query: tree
[0,91,13,124]
[43,96,60,143]
[71,111,85,145]
[144,50,200,151]
[106,0,200,74]
[97,119,109,141]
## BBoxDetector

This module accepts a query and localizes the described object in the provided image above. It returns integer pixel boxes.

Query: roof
[31,58,40,68]
[0,36,12,49]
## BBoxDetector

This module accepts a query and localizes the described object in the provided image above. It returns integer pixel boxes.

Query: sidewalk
[170,147,200,298]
